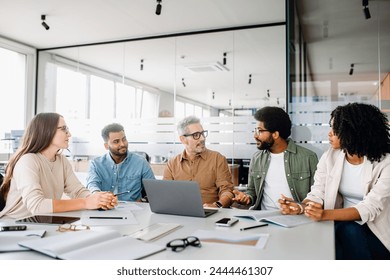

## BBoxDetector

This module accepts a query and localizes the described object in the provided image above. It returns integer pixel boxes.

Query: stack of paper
[129,223,182,241]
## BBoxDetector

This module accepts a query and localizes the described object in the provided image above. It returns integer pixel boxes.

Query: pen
[280,195,306,205]
[89,217,127,219]
[240,224,268,231]
[113,190,130,196]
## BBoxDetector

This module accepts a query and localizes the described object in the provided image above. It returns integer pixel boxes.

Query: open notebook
[235,210,313,228]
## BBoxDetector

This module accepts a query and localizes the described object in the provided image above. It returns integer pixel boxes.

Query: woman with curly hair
[0,112,117,219]
[280,103,390,259]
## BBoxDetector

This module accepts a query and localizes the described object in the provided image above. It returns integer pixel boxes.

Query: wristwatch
[215,201,223,208]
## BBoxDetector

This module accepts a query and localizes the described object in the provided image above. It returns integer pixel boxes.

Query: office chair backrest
[132,151,150,163]
[0,173,5,211]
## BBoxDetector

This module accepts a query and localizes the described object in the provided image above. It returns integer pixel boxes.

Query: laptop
[143,179,218,218]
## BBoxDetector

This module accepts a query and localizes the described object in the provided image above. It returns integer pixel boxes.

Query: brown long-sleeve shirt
[163,149,234,205]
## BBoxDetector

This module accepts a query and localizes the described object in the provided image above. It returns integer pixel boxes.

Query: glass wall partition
[36,25,287,184]
[288,0,390,158]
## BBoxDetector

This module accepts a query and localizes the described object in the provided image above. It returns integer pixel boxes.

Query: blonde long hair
[0,112,61,199]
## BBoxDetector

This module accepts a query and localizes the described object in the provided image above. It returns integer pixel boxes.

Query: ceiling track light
[140,59,144,71]
[363,6,371,19]
[156,0,162,15]
[248,74,252,84]
[267,89,270,98]
[223,52,227,65]
[41,14,50,30]
[362,0,371,19]
[349,63,354,75]
[182,78,186,87]
[212,92,215,100]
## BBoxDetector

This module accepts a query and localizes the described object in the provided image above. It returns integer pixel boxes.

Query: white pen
[89,217,127,219]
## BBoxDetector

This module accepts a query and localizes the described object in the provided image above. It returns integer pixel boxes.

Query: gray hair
[101,123,124,142]
[177,116,201,135]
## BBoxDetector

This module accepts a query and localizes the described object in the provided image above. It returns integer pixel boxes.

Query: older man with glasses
[163,116,234,208]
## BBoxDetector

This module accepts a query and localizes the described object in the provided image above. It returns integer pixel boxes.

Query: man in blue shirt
[86,123,155,201]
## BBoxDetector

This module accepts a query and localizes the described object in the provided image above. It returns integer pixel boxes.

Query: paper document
[129,223,182,241]
[80,210,138,226]
[235,210,313,228]
[192,229,269,249]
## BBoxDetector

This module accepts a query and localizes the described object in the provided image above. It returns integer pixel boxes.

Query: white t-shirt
[261,152,293,210]
[339,158,365,208]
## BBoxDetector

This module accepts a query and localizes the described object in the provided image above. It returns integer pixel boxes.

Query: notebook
[143,179,218,217]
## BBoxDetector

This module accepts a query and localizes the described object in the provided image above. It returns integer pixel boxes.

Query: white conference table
[0,202,335,260]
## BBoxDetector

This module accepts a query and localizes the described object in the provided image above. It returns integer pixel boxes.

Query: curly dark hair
[331,103,390,162]
[254,106,291,140]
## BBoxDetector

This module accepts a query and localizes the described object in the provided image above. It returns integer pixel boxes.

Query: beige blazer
[307,148,390,251]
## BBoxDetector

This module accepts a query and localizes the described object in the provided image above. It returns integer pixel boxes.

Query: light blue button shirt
[86,151,155,201]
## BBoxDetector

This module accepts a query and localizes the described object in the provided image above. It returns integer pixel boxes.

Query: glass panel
[90,75,115,122]
[56,66,87,119]
[289,0,389,158]
[36,26,287,186]
[116,83,136,119]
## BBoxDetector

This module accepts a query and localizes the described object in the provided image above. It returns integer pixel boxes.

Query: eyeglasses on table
[166,236,201,252]
[57,224,90,232]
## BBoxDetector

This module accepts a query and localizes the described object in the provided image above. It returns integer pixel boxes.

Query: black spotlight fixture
[156,0,162,15]
[363,6,371,19]
[267,89,270,98]
[223,52,227,65]
[362,0,371,19]
[140,59,144,71]
[248,74,252,84]
[41,15,50,30]
[182,78,186,87]
[349,63,354,75]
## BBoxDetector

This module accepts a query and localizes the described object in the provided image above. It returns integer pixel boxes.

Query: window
[56,67,87,119]
[0,47,27,154]
[116,83,136,119]
[90,75,115,122]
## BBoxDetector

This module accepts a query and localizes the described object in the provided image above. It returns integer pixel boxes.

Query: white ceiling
[0,0,285,49]
[0,0,389,109]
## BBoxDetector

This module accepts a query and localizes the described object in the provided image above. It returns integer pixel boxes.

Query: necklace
[40,153,56,171]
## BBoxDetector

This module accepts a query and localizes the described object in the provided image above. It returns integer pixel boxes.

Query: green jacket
[247,140,319,210]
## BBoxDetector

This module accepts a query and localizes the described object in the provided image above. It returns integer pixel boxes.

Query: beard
[109,145,128,157]
[193,140,206,154]
[256,135,274,151]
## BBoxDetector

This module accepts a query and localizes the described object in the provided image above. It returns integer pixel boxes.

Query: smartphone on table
[215,217,238,227]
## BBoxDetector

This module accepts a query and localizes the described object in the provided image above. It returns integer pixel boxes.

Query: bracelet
[297,203,304,214]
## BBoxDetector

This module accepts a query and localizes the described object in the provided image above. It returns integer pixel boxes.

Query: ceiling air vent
[184,61,230,73]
